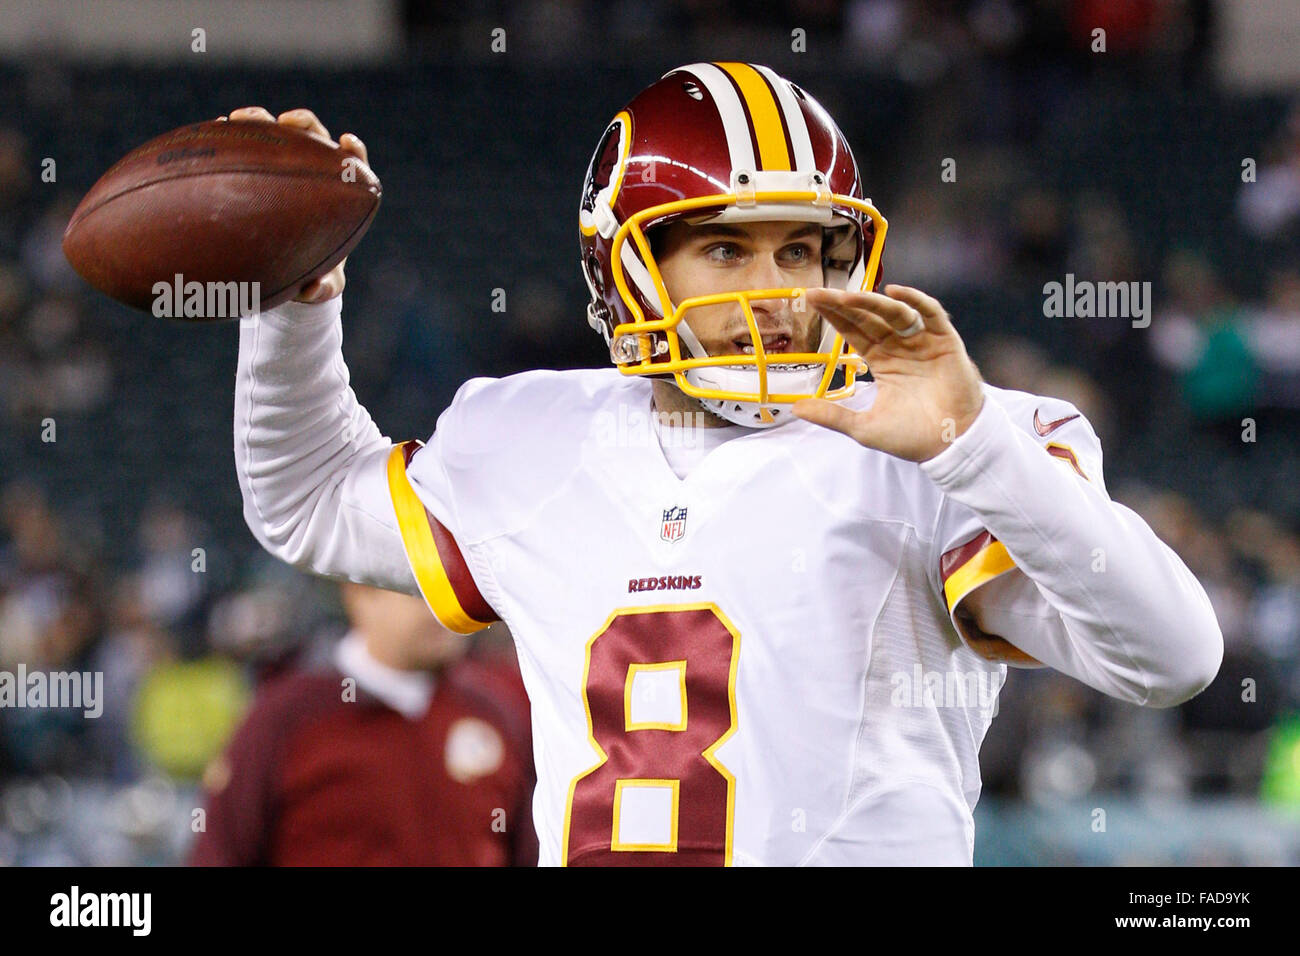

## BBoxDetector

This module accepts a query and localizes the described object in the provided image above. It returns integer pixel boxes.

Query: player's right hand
[216,107,370,304]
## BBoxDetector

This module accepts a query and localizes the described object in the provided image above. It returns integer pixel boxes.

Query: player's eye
[779,242,817,265]
[704,242,742,263]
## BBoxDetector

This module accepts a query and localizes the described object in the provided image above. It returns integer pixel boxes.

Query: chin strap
[695,388,805,429]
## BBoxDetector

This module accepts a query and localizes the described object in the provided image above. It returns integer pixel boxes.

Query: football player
[224,62,1222,865]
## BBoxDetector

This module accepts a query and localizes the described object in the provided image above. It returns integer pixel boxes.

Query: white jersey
[233,298,1224,866]
[399,369,1023,865]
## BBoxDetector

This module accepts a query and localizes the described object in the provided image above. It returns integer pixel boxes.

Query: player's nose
[749,250,792,290]
[746,296,785,323]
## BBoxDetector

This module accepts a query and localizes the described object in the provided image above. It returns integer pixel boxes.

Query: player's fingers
[295,274,338,304]
[295,277,323,303]
[882,284,955,334]
[295,276,327,303]
[817,305,884,353]
[810,293,893,350]
[863,291,925,335]
[229,106,276,124]
[277,108,333,144]
[816,300,899,353]
[812,288,926,339]
[339,133,369,166]
[295,259,347,304]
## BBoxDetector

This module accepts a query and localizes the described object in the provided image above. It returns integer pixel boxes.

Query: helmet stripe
[752,64,816,171]
[673,63,757,174]
[620,235,665,317]
[751,65,798,170]
[715,62,791,171]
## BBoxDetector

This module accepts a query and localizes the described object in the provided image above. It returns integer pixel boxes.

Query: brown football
[62,119,381,319]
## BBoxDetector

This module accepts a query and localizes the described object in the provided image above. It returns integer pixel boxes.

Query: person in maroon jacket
[189,581,537,866]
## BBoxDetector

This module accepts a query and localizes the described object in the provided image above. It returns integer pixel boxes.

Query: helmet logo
[580,111,631,237]
[581,122,619,215]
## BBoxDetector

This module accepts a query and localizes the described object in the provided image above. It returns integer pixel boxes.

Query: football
[62,119,381,319]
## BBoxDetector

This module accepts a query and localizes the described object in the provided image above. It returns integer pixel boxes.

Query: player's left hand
[792,284,985,462]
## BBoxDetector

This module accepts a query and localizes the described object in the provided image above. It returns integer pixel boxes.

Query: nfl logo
[660,506,688,542]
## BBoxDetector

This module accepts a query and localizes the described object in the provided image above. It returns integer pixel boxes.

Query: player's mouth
[731,333,792,355]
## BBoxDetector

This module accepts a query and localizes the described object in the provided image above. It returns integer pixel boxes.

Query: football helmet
[579,62,888,427]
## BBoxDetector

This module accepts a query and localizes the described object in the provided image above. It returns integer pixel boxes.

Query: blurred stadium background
[1,0,1300,865]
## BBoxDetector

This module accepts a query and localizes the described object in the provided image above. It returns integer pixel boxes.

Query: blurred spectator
[2,295,111,420]
[1244,268,1300,420]
[979,335,1115,443]
[1009,193,1153,438]
[1067,0,1161,57]
[20,196,81,295]
[1227,509,1300,697]
[1134,490,1254,649]
[89,575,176,781]
[979,333,1052,389]
[129,653,249,780]
[1261,712,1300,807]
[881,185,1000,291]
[1032,364,1114,440]
[846,0,909,61]
[0,259,27,326]
[1149,251,1259,435]
[1237,100,1300,241]
[0,480,97,667]
[127,498,230,659]
[1181,304,1259,429]
[0,481,104,774]
[0,128,32,217]
[189,583,536,866]
[1004,188,1069,286]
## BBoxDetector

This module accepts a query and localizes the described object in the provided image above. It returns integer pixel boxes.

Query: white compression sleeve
[233,296,418,593]
[921,397,1223,708]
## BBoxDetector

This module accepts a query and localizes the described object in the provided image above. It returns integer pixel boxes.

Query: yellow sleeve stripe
[385,444,490,635]
[942,539,1016,612]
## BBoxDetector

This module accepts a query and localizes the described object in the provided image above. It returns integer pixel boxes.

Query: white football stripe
[621,239,667,317]
[846,256,867,292]
[672,62,756,174]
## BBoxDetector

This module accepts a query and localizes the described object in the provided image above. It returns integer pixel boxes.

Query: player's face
[654,220,825,356]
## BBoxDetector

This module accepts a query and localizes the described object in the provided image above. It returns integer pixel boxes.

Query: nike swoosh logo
[1034,409,1080,436]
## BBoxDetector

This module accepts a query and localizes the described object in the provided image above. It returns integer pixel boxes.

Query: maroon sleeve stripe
[1045,443,1089,480]
[400,441,499,625]
[940,529,996,583]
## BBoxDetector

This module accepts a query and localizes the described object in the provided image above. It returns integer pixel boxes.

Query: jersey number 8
[562,603,740,866]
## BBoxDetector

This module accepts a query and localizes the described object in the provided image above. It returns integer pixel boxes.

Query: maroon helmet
[579,62,888,427]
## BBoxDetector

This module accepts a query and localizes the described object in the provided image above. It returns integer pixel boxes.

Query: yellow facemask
[607,190,889,422]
